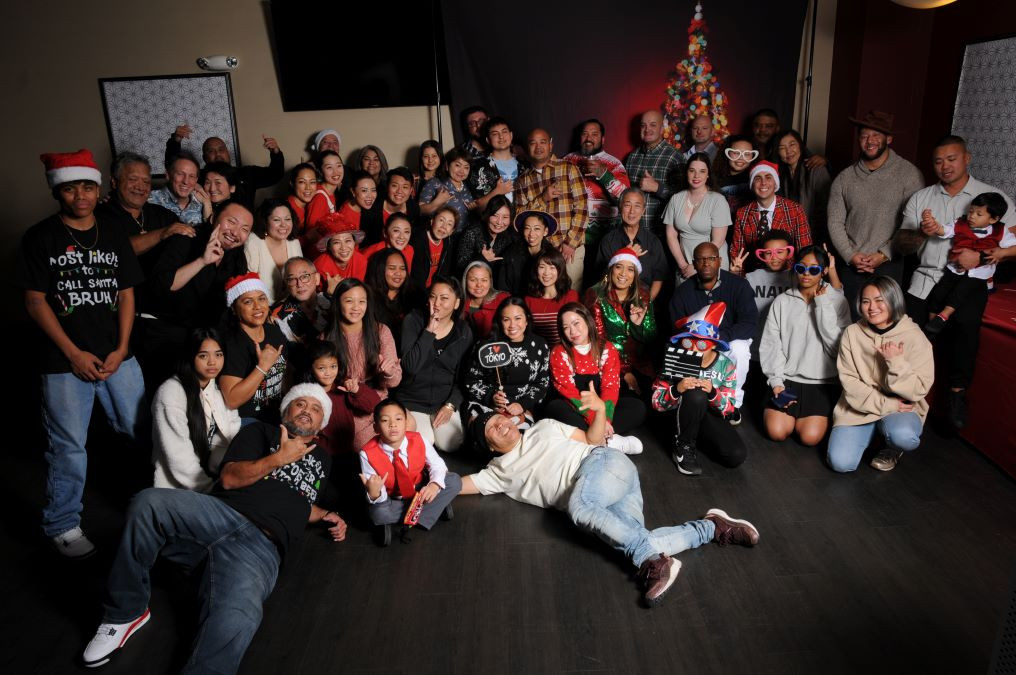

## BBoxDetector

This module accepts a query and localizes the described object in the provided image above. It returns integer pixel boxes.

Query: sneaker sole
[705,508,760,545]
[83,609,150,668]
[644,559,683,607]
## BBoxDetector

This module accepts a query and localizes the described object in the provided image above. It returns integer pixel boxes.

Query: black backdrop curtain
[441,0,808,155]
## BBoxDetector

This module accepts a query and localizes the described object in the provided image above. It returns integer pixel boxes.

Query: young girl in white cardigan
[152,328,241,492]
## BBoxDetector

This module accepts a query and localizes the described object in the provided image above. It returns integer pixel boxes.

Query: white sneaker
[52,526,96,559]
[82,609,150,668]
[607,434,643,455]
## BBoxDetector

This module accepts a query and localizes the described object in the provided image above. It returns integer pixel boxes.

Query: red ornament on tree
[661,2,731,151]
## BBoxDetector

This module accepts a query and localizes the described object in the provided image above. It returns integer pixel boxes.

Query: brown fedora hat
[847,110,896,135]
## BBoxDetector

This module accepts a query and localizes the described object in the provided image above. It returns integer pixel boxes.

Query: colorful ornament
[661,2,731,151]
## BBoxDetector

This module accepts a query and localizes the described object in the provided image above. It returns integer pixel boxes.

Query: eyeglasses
[725,148,760,162]
[756,246,795,261]
[793,263,825,276]
[693,256,720,264]
[285,272,315,286]
[680,337,713,351]
[466,118,488,128]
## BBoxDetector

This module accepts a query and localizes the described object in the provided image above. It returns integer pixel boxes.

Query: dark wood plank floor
[2,409,1015,674]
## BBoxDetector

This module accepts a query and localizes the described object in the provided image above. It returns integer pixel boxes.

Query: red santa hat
[749,160,780,192]
[225,272,269,306]
[608,247,643,275]
[40,149,102,188]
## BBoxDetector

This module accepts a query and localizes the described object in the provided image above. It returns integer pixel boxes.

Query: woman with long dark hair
[463,297,549,429]
[153,328,241,492]
[329,278,402,450]
[365,247,416,328]
[776,129,832,244]
[524,247,578,346]
[454,194,519,280]
[415,140,444,196]
[244,198,302,302]
[546,302,646,436]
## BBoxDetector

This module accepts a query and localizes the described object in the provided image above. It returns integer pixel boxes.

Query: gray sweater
[759,286,852,387]
[826,150,923,261]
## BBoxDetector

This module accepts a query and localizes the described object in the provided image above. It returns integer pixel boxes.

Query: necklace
[129,206,146,234]
[60,215,99,250]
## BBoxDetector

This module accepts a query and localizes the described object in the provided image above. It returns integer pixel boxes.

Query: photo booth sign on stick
[478,342,511,389]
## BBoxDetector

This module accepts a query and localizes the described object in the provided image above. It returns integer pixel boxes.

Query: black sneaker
[948,389,968,430]
[374,523,392,547]
[727,409,742,426]
[672,441,702,476]
[924,315,947,337]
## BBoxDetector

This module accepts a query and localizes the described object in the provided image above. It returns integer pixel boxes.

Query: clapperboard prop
[478,341,511,390]
[661,343,704,381]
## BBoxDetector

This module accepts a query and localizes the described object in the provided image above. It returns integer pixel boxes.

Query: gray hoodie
[760,285,852,388]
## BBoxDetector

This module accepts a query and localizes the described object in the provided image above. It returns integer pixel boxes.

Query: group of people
[17,101,1013,672]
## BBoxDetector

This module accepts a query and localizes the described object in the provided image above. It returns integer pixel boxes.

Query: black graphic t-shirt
[212,422,331,558]
[223,322,287,422]
[16,214,143,374]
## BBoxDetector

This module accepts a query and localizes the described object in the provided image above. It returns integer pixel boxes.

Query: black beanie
[470,410,499,453]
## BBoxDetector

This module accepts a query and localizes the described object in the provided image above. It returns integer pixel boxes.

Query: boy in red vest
[359,400,461,546]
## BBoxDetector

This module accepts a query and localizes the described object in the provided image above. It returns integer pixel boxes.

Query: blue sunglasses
[793,263,824,276]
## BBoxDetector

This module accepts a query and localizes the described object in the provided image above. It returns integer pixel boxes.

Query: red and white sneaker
[82,609,150,668]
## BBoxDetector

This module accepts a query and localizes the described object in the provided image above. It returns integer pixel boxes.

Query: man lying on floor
[81,384,347,672]
[459,382,759,606]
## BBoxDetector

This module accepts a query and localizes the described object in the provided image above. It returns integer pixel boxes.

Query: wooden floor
[2,409,1015,675]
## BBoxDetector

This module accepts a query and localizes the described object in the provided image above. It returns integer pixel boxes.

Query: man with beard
[827,111,923,313]
[564,118,630,263]
[81,385,347,671]
[165,124,285,210]
[271,256,332,373]
[459,105,490,162]
[514,129,589,288]
[625,110,682,236]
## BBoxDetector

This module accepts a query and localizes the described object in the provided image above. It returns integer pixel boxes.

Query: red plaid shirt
[731,196,812,257]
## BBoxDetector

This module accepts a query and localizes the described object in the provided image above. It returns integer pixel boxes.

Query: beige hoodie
[832,315,934,427]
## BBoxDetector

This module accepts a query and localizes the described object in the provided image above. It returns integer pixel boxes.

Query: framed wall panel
[98,73,240,176]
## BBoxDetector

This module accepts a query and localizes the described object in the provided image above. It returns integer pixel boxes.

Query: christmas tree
[662,2,731,151]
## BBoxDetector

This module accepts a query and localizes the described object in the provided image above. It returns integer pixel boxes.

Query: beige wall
[0,0,454,312]
[792,0,838,155]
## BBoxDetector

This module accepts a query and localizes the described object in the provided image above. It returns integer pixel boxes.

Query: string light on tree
[661,2,731,151]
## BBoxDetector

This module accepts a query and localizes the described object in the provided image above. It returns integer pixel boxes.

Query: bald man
[514,128,589,288]
[625,110,682,236]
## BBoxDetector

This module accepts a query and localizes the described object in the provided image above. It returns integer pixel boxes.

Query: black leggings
[543,397,647,435]
[675,389,747,467]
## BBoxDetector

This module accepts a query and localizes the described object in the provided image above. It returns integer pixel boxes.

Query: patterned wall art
[99,73,240,176]
[952,36,1016,200]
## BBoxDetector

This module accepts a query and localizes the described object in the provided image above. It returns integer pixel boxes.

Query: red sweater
[363,241,415,270]
[313,250,368,284]
[463,291,509,340]
[550,342,621,424]
[525,290,579,346]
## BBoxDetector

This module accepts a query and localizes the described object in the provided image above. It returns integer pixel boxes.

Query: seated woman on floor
[152,328,241,492]
[546,302,646,437]
[395,275,474,452]
[463,297,549,431]
[827,276,934,473]
[759,245,851,447]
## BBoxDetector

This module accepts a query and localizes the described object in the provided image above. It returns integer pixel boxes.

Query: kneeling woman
[759,245,850,446]
[827,276,934,473]
[463,297,550,429]
[651,302,746,476]
[152,328,241,492]
[547,303,646,436]
[219,274,287,425]
[396,276,474,451]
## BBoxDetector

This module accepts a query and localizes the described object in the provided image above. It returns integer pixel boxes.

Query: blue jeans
[568,447,714,568]
[826,412,924,473]
[104,488,280,675]
[40,356,145,537]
